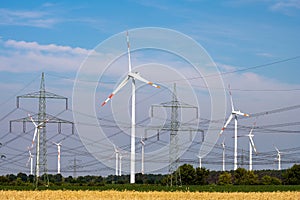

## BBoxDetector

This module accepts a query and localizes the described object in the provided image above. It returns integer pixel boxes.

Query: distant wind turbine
[237,121,258,171]
[247,122,257,171]
[274,146,281,170]
[26,148,34,175]
[28,114,48,177]
[219,85,249,170]
[101,31,160,183]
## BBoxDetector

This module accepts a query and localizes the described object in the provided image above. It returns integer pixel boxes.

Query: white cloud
[256,52,274,58]
[0,39,94,73]
[270,0,300,15]
[4,39,91,55]
[0,8,57,28]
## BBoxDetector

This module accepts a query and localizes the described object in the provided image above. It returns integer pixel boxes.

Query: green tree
[217,172,232,185]
[247,171,259,185]
[0,176,8,185]
[195,167,209,185]
[261,175,282,185]
[283,164,300,185]
[234,168,258,185]
[17,172,28,182]
[178,164,196,185]
[234,168,248,185]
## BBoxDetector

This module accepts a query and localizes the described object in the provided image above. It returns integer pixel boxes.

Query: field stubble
[0,190,300,200]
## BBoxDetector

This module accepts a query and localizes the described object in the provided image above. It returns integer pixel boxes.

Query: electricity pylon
[149,83,203,186]
[10,72,74,187]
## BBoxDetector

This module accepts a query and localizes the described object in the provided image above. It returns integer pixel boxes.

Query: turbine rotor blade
[274,146,280,153]
[26,150,32,166]
[126,31,132,72]
[220,114,233,135]
[28,114,37,127]
[30,128,38,149]
[228,84,235,111]
[129,72,160,88]
[249,136,257,153]
[101,76,130,106]
[236,111,250,117]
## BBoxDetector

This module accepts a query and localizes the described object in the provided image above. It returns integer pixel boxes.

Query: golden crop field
[0,190,300,200]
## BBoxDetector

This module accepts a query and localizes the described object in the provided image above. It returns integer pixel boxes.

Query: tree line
[0,164,300,186]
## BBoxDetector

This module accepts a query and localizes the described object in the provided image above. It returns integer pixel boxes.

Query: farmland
[0,190,299,200]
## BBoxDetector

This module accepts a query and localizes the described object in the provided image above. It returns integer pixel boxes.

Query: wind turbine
[53,142,62,174]
[101,31,160,183]
[113,145,119,176]
[221,138,226,171]
[28,114,48,177]
[219,85,249,170]
[28,114,48,150]
[119,153,123,176]
[26,148,34,175]
[140,137,145,175]
[274,146,281,170]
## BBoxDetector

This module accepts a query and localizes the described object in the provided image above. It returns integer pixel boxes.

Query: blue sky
[0,0,300,175]
[1,0,300,83]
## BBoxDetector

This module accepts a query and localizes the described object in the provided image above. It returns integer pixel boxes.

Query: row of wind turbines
[100,31,284,183]
[113,137,146,177]
[26,114,62,175]
[218,86,283,171]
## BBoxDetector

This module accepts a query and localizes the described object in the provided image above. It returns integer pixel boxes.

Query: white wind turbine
[274,146,281,170]
[28,114,48,177]
[221,138,226,171]
[26,148,34,175]
[219,85,249,170]
[28,114,48,150]
[53,142,62,174]
[101,31,160,183]
[140,137,145,175]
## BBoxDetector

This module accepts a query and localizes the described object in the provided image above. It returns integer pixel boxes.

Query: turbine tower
[113,145,119,176]
[219,85,249,170]
[197,156,202,168]
[119,152,123,176]
[221,139,226,171]
[140,137,145,175]
[101,31,160,183]
[53,142,62,174]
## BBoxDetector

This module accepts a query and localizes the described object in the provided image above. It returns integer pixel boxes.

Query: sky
[0,0,300,176]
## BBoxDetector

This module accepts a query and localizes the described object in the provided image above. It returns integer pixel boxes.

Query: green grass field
[1,184,300,192]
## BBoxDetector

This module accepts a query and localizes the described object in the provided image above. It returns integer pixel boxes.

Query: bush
[218,172,232,185]
[283,164,300,185]
[261,175,282,185]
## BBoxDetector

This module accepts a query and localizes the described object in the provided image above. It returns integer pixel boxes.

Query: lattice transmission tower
[149,83,204,185]
[10,72,74,187]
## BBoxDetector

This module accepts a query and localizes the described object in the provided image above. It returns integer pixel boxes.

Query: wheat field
[0,190,300,200]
